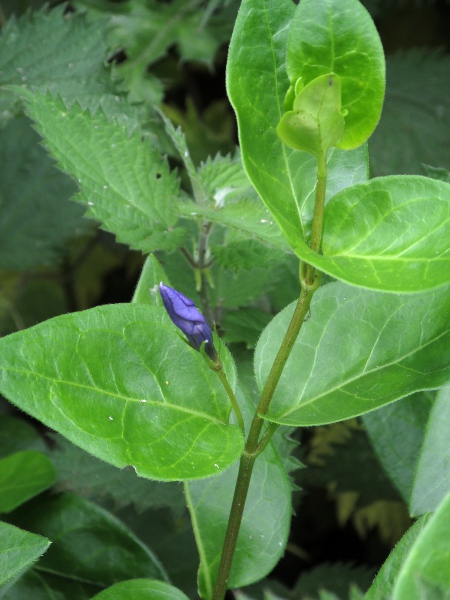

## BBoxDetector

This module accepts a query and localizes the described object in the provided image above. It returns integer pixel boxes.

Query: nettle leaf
[0,523,50,587]
[91,579,189,600]
[7,494,166,592]
[287,0,385,150]
[0,6,134,127]
[0,451,56,514]
[0,304,244,481]
[254,282,450,426]
[393,491,450,600]
[0,116,89,270]
[294,176,450,293]
[370,50,450,176]
[227,0,369,249]
[22,91,186,253]
[410,387,450,516]
[196,152,253,203]
[212,240,284,273]
[363,392,434,502]
[185,385,292,599]
[51,436,185,515]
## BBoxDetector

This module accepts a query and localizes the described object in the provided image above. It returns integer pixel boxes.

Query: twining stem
[211,152,328,600]
[216,369,245,436]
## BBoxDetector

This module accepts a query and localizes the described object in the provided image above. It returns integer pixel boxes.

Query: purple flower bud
[159,283,216,359]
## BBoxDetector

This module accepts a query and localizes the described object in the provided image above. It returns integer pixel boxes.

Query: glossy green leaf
[363,392,434,502]
[410,387,450,516]
[365,516,430,600]
[286,0,385,150]
[0,522,50,586]
[393,490,450,600]
[132,255,171,308]
[8,494,166,587]
[21,91,186,254]
[254,282,450,426]
[0,451,56,513]
[185,385,291,599]
[0,304,244,481]
[90,579,189,600]
[227,0,369,248]
[294,176,450,292]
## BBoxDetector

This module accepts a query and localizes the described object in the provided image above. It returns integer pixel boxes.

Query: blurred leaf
[370,50,450,176]
[22,91,186,254]
[132,254,171,307]
[0,6,134,126]
[213,240,285,272]
[0,451,56,513]
[222,308,272,349]
[0,522,50,587]
[411,386,450,516]
[0,116,89,269]
[0,416,46,458]
[3,570,95,600]
[363,392,434,502]
[90,579,190,600]
[292,563,375,599]
[51,435,185,515]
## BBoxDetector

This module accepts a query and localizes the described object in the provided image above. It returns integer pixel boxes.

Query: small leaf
[0,522,50,586]
[0,451,56,513]
[393,491,450,600]
[0,304,244,481]
[90,579,190,600]
[295,175,450,293]
[132,255,171,307]
[254,282,450,426]
[410,386,450,516]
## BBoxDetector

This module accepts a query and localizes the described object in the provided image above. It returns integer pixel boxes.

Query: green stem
[216,369,245,436]
[211,154,328,600]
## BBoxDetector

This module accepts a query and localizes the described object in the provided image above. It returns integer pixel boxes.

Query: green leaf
[132,255,171,308]
[363,392,434,502]
[2,571,95,600]
[22,91,186,254]
[294,175,450,293]
[370,50,450,176]
[51,436,185,515]
[393,491,450,600]
[222,308,273,349]
[0,416,46,458]
[184,385,291,599]
[0,116,89,270]
[0,303,244,481]
[0,451,56,514]
[410,387,450,516]
[0,522,50,586]
[254,282,450,426]
[293,563,375,599]
[90,579,190,600]
[0,6,134,127]
[227,0,369,248]
[7,493,166,590]
[286,0,385,150]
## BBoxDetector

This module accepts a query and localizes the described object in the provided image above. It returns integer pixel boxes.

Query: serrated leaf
[0,116,89,269]
[213,240,284,272]
[294,176,450,293]
[370,50,450,176]
[0,303,244,481]
[410,386,450,516]
[0,451,56,513]
[0,6,134,127]
[185,384,291,599]
[51,436,185,515]
[393,490,450,600]
[197,152,253,203]
[7,494,166,590]
[363,392,434,502]
[90,579,190,600]
[254,282,450,426]
[227,0,369,249]
[22,91,186,254]
[0,523,50,587]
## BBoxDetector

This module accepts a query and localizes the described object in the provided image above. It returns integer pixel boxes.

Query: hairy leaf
[90,579,189,600]
[22,91,185,254]
[363,392,434,502]
[254,282,450,426]
[0,304,244,481]
[0,523,50,587]
[227,0,369,248]
[410,387,450,516]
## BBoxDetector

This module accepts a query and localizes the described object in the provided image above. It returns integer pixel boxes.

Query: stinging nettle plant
[0,0,450,599]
